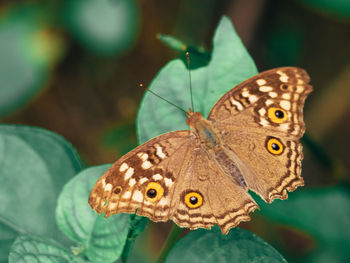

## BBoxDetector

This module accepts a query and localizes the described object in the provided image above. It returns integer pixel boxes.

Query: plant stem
[155,224,184,263]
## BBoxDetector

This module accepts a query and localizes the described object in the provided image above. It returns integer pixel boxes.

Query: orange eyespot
[266,137,284,155]
[280,84,290,91]
[267,107,288,123]
[184,192,203,209]
[113,186,122,195]
[145,182,164,202]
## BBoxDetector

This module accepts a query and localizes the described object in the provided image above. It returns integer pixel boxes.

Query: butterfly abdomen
[215,150,247,189]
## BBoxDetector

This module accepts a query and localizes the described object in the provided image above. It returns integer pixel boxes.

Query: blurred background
[1,0,350,262]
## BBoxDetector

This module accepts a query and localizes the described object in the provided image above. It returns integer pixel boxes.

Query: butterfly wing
[89,130,193,221]
[208,67,312,139]
[207,67,312,203]
[89,130,258,234]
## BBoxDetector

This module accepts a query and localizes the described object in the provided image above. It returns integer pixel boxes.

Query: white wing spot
[139,178,148,184]
[259,119,269,127]
[156,145,166,159]
[122,191,131,199]
[132,191,143,202]
[279,123,289,131]
[280,75,289,82]
[282,93,291,100]
[256,79,266,86]
[230,98,243,111]
[129,178,136,187]
[249,95,258,103]
[119,163,129,172]
[269,92,278,98]
[158,197,169,206]
[259,86,273,92]
[105,183,112,192]
[142,161,152,169]
[280,100,291,110]
[242,91,250,97]
[297,79,304,84]
[265,99,274,106]
[125,167,134,180]
[258,108,266,116]
[296,86,304,93]
[164,178,173,187]
[137,152,148,161]
[152,173,162,180]
[109,202,117,210]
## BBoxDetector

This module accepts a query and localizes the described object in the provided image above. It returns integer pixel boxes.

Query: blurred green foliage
[62,0,140,56]
[297,0,350,20]
[0,4,65,118]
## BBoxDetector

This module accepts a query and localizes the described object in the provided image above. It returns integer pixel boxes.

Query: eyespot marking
[145,182,164,202]
[113,186,122,194]
[266,137,284,155]
[267,107,288,123]
[183,191,203,209]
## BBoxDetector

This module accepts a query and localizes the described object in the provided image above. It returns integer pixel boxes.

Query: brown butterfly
[89,67,312,234]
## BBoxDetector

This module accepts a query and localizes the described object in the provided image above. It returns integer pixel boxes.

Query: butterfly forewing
[89,130,193,221]
[208,67,312,139]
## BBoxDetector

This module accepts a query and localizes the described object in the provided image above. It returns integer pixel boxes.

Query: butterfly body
[89,67,312,234]
[187,110,248,189]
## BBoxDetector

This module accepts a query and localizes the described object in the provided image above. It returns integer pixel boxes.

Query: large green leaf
[258,185,350,263]
[0,125,83,263]
[9,235,84,263]
[165,228,287,263]
[137,16,258,144]
[56,165,130,263]
[62,0,140,56]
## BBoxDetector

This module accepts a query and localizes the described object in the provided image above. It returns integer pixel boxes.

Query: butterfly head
[186,109,204,126]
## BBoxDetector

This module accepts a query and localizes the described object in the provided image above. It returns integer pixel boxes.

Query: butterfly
[89,67,312,234]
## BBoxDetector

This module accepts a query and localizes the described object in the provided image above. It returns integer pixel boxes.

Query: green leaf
[137,16,258,143]
[258,185,350,262]
[0,125,83,263]
[62,0,140,56]
[56,165,130,263]
[165,228,287,263]
[0,4,65,118]
[9,235,84,263]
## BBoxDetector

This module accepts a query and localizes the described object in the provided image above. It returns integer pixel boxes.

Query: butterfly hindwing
[221,130,304,203]
[170,147,258,234]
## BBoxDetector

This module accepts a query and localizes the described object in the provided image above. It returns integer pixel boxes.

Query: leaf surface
[0,125,83,263]
[165,228,287,263]
[137,16,258,144]
[56,165,130,263]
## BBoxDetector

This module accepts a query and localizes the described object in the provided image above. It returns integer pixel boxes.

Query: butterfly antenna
[186,52,195,112]
[139,84,187,114]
